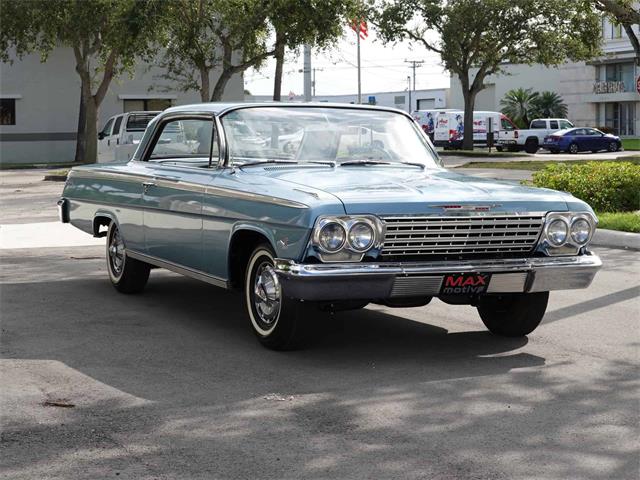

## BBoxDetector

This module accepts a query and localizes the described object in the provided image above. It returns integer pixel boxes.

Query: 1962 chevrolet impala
[59,103,602,349]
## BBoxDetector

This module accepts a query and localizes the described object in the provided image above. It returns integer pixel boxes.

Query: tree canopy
[374,0,602,148]
[0,0,168,163]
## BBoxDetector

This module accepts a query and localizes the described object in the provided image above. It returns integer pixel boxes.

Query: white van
[431,110,517,149]
[97,111,160,163]
[412,109,456,141]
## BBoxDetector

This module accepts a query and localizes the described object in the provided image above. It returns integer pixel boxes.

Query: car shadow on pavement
[3,272,639,480]
[0,272,542,403]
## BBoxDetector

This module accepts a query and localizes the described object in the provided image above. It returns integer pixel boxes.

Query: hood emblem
[435,204,501,212]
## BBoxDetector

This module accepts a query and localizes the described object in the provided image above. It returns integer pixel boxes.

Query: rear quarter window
[530,120,546,129]
[126,114,157,132]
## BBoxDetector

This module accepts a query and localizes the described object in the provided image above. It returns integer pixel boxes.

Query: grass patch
[622,138,640,151]
[460,157,640,171]
[438,149,528,158]
[597,211,640,233]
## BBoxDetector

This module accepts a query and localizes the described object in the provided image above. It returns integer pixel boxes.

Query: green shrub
[531,161,640,212]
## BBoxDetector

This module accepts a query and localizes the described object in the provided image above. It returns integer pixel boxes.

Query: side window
[112,116,123,136]
[148,118,217,163]
[559,120,573,129]
[100,118,114,137]
[549,120,559,130]
[573,129,586,136]
[530,120,546,129]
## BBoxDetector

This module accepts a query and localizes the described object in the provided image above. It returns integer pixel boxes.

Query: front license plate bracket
[440,272,491,295]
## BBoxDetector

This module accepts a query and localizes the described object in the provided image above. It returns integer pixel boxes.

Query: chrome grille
[381,215,544,257]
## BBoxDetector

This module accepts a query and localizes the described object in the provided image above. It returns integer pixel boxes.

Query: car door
[571,129,587,151]
[97,117,114,162]
[140,114,217,271]
[585,128,603,151]
[108,115,124,162]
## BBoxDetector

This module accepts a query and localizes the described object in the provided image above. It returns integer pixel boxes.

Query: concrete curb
[592,229,640,251]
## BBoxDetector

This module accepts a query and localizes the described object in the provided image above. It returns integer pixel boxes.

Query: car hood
[251,166,571,215]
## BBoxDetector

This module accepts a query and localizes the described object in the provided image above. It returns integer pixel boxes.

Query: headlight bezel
[311,215,384,260]
[541,211,596,255]
[316,219,347,253]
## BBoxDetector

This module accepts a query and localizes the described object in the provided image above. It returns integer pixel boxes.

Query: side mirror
[98,132,105,140]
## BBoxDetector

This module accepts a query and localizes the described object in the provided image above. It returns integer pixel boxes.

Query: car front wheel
[608,141,619,152]
[106,221,150,293]
[244,244,307,350]
[477,292,549,337]
[568,143,579,154]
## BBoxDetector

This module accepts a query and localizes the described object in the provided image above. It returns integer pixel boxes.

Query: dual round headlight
[318,219,376,253]
[546,215,592,247]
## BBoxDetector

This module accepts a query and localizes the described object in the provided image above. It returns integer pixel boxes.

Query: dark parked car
[543,127,622,154]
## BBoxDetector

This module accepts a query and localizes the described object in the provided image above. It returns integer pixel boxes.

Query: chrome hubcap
[253,262,281,325]
[108,227,125,275]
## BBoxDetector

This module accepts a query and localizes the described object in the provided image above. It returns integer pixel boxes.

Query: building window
[605,102,636,136]
[0,99,16,125]
[123,98,172,113]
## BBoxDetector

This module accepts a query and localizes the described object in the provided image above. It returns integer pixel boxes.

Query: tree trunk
[74,82,88,163]
[84,98,99,164]
[211,69,234,101]
[622,23,640,65]
[272,34,286,101]
[461,90,477,150]
[199,66,210,102]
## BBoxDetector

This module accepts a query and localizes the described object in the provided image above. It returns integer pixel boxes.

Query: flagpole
[356,29,361,104]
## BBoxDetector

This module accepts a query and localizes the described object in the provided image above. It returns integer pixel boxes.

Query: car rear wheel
[568,143,579,154]
[608,142,619,152]
[106,221,150,293]
[524,138,539,154]
[477,292,549,337]
[244,244,308,350]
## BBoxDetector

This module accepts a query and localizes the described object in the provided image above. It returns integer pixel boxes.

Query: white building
[0,49,244,165]
[247,88,450,113]
[450,19,639,136]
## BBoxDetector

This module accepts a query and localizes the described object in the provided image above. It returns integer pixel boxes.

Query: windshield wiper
[339,160,392,166]
[398,161,426,169]
[238,159,298,168]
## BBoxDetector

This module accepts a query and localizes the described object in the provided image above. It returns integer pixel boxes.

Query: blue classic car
[543,127,622,153]
[59,103,602,349]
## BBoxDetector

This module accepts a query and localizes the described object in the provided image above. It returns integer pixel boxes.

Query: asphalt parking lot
[1,168,639,480]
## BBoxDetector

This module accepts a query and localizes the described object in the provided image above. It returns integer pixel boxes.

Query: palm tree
[531,91,568,119]
[499,88,539,128]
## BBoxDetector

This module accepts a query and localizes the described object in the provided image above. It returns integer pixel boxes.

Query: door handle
[107,139,110,146]
[142,181,156,193]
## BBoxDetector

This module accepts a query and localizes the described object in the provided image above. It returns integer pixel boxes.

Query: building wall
[449,64,564,113]
[247,88,450,113]
[0,48,244,164]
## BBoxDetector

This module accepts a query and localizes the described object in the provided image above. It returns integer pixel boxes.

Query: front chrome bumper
[274,253,602,301]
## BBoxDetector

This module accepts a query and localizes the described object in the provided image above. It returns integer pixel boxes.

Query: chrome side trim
[204,185,309,209]
[69,169,149,185]
[126,250,228,289]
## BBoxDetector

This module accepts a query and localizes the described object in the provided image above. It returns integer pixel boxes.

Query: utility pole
[356,32,362,104]
[406,76,411,114]
[303,45,312,102]
[404,59,424,112]
[312,68,323,98]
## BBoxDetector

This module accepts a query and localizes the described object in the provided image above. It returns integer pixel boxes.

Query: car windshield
[220,106,440,168]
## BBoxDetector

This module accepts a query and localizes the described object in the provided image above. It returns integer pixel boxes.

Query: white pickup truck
[97,111,160,163]
[499,118,574,153]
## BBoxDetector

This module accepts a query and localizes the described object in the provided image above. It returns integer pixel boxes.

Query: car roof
[162,102,411,117]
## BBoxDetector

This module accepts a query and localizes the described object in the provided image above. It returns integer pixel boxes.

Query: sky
[243,27,450,98]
